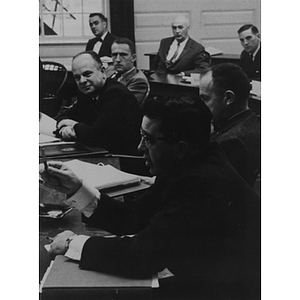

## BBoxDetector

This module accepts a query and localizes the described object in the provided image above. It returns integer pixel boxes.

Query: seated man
[41,95,260,300]
[55,51,141,155]
[238,24,261,81]
[85,13,117,58]
[107,37,150,104]
[151,15,209,76]
[199,63,261,187]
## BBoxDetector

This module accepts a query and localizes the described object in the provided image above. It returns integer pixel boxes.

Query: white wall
[134,0,261,69]
[39,0,261,70]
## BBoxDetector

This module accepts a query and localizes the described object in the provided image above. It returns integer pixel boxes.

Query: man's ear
[224,90,235,106]
[176,140,189,159]
[132,53,137,63]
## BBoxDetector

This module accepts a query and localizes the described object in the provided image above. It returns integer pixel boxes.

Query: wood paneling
[134,0,260,70]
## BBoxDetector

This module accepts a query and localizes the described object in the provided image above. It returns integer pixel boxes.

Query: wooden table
[144,52,241,69]
[148,72,261,116]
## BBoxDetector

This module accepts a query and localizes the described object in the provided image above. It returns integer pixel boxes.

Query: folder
[41,255,158,300]
[64,159,140,190]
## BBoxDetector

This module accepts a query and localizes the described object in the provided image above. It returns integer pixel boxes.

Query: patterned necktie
[170,42,181,63]
[166,42,181,68]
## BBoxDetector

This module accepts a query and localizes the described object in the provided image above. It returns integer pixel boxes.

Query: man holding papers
[55,51,141,155]
[40,95,260,300]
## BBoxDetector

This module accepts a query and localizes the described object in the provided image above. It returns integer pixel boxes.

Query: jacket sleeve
[183,47,209,75]
[73,87,140,149]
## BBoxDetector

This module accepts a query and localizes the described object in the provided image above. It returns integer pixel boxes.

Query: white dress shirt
[166,37,189,62]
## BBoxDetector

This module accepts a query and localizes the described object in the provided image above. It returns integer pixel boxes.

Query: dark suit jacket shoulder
[151,36,208,75]
[85,32,117,57]
[56,79,141,154]
[211,109,261,187]
[80,143,260,297]
[240,46,261,80]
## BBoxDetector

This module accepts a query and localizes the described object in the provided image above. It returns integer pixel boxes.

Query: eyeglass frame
[139,128,169,147]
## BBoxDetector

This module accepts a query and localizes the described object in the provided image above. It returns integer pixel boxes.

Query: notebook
[64,159,142,191]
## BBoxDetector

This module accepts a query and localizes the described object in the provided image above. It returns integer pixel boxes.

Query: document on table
[39,133,60,144]
[39,112,57,136]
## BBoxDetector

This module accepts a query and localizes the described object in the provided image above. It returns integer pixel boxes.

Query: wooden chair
[40,61,68,118]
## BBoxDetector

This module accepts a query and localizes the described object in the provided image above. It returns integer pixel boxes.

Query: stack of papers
[64,159,141,191]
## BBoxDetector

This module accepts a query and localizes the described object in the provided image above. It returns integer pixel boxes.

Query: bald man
[151,15,209,76]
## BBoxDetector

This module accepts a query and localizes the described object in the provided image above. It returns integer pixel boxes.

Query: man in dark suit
[199,63,261,187]
[151,15,209,76]
[41,94,260,300]
[85,13,116,58]
[55,51,141,155]
[238,24,261,81]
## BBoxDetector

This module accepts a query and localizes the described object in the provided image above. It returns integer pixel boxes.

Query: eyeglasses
[140,129,167,147]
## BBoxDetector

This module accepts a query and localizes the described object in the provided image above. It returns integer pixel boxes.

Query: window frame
[39,0,110,44]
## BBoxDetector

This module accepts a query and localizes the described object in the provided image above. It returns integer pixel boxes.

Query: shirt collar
[118,67,135,80]
[252,42,260,59]
[99,31,108,41]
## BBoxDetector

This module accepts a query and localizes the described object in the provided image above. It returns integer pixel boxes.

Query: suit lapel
[173,38,192,63]
[120,68,136,84]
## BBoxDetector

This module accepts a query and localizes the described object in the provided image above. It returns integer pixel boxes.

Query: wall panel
[134,0,260,70]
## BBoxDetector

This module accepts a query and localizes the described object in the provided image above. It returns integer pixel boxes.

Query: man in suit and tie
[199,63,261,188]
[85,13,117,58]
[151,15,209,76]
[55,51,141,155]
[238,24,261,81]
[106,37,150,104]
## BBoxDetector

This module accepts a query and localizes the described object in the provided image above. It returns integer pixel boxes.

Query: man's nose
[137,137,146,152]
[79,76,87,84]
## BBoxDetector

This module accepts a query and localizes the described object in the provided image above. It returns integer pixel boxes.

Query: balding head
[171,15,190,42]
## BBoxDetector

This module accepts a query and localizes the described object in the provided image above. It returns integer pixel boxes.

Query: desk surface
[148,72,261,116]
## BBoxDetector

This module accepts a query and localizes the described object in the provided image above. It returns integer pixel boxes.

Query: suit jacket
[80,143,260,298]
[56,79,141,155]
[211,109,261,187]
[151,37,208,75]
[85,32,117,57]
[118,68,150,104]
[240,46,261,80]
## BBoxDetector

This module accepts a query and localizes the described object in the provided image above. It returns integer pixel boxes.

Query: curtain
[109,0,135,43]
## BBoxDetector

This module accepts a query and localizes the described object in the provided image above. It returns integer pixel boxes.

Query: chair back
[40,61,68,99]
[40,61,68,117]
[203,51,211,66]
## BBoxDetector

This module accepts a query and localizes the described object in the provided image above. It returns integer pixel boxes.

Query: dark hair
[89,13,107,23]
[142,95,212,149]
[72,51,103,68]
[204,63,251,104]
[113,37,136,54]
[237,24,259,35]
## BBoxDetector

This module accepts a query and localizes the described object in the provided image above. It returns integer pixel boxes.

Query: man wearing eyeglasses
[41,95,260,300]
[106,37,150,104]
[85,13,116,58]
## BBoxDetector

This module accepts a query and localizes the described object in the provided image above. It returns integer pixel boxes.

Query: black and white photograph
[4,0,299,299]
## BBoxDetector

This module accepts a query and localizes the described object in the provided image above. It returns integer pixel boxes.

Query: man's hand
[57,119,78,130]
[39,161,83,195]
[49,230,76,258]
[59,125,77,140]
